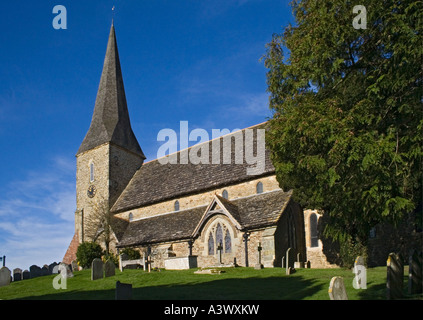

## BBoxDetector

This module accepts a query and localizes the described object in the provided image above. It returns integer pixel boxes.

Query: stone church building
[62,24,421,269]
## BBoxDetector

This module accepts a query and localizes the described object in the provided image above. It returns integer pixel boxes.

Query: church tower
[74,23,145,244]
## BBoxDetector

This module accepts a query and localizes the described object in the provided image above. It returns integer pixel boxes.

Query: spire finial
[112,5,115,23]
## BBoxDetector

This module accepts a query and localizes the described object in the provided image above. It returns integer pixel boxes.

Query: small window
[369,227,376,238]
[310,213,318,247]
[256,182,263,194]
[208,233,214,255]
[174,200,179,211]
[128,213,133,222]
[222,190,228,199]
[90,163,95,182]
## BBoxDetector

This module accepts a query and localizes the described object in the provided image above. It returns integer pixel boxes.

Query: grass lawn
[0,266,419,300]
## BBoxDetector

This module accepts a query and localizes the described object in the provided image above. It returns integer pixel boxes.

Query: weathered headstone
[287,267,296,275]
[13,268,23,282]
[29,265,43,278]
[328,276,348,300]
[285,248,295,275]
[306,260,311,268]
[353,256,367,289]
[387,252,404,300]
[41,265,50,276]
[294,253,304,268]
[49,262,59,274]
[115,281,132,300]
[0,267,11,287]
[408,249,422,295]
[91,258,103,280]
[71,260,78,272]
[255,243,264,269]
[104,259,116,277]
[22,270,30,280]
[59,263,74,278]
[52,265,60,274]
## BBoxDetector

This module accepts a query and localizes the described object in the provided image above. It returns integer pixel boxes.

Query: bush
[76,242,104,269]
[103,251,119,266]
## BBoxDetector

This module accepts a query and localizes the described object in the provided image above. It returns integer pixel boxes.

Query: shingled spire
[77,23,145,159]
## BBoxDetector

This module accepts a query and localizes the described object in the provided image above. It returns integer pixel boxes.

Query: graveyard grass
[1,266,420,300]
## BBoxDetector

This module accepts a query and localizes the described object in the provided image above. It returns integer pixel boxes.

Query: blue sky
[0,1,294,272]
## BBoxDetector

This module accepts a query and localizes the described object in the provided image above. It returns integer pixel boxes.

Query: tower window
[128,213,133,222]
[90,163,95,182]
[222,190,228,199]
[256,181,263,194]
[174,200,180,211]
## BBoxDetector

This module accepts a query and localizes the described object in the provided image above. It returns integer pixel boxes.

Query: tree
[263,0,422,257]
[84,196,128,254]
[76,241,103,269]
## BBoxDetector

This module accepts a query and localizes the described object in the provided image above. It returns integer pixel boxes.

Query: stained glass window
[256,181,263,194]
[222,190,228,199]
[208,233,214,255]
[224,229,231,253]
[174,200,179,211]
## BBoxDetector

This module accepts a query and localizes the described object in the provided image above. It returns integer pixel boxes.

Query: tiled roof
[117,189,291,248]
[111,123,275,213]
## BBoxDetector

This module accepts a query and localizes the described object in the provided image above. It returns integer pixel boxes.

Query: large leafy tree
[264,0,422,251]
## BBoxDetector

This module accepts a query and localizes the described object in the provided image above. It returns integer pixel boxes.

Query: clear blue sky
[0,1,294,272]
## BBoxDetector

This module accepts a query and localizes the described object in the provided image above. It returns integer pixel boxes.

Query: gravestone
[22,270,30,280]
[71,260,78,272]
[52,265,60,274]
[13,268,23,282]
[408,249,422,295]
[91,258,103,280]
[386,252,404,300]
[42,265,50,276]
[49,262,59,274]
[285,248,295,275]
[29,265,43,278]
[115,281,132,300]
[353,256,367,289]
[0,267,11,287]
[59,263,73,278]
[328,276,348,300]
[104,259,116,277]
[294,253,304,268]
[255,243,264,269]
[217,242,223,264]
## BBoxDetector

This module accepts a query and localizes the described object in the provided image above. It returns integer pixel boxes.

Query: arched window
[224,229,232,253]
[174,200,179,211]
[256,181,263,194]
[215,224,223,253]
[222,190,228,199]
[208,233,214,255]
[90,163,94,182]
[310,213,318,247]
[128,213,133,222]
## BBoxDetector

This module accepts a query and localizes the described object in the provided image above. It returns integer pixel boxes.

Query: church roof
[111,123,275,213]
[77,23,145,158]
[116,189,292,248]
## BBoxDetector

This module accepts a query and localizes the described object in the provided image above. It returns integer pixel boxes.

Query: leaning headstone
[13,268,23,282]
[115,281,132,300]
[386,252,404,300]
[287,267,296,275]
[104,259,116,277]
[91,258,103,280]
[408,249,422,295]
[22,270,30,280]
[0,267,11,287]
[328,276,348,300]
[286,248,295,275]
[294,253,304,268]
[59,263,74,278]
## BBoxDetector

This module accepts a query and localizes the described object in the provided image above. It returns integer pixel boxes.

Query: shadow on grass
[18,275,325,300]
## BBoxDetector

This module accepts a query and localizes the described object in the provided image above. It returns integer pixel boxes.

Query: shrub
[76,242,103,268]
